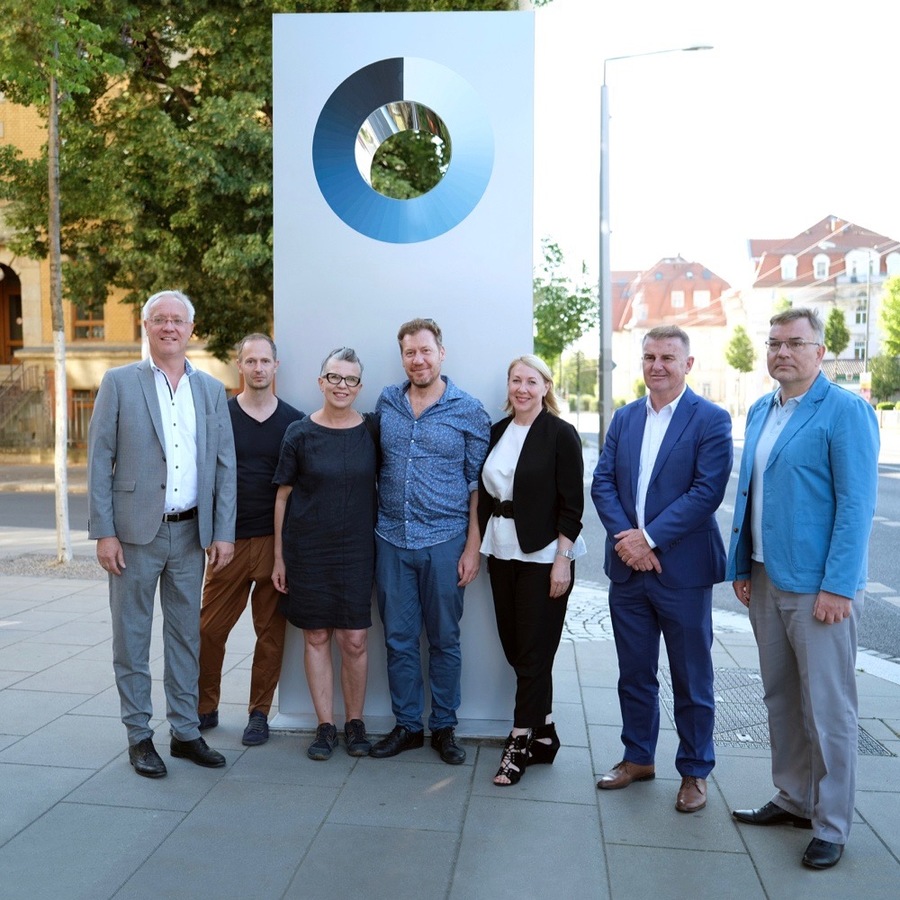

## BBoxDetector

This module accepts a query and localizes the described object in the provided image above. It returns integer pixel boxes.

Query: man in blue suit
[592,325,732,813]
[727,307,878,870]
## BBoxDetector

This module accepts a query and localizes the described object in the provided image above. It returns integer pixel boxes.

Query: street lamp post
[598,45,713,448]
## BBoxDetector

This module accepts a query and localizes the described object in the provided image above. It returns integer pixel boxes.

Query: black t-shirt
[229,396,304,539]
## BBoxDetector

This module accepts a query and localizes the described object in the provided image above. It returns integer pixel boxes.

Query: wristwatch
[556,548,576,560]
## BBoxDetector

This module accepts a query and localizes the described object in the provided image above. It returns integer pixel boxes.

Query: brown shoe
[675,776,707,812]
[596,760,655,790]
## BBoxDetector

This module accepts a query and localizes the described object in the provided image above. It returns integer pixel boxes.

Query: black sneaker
[344,719,371,757]
[242,710,269,746]
[307,722,338,760]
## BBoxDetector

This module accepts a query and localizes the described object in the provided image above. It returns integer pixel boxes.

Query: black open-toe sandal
[493,732,531,786]
[528,722,560,766]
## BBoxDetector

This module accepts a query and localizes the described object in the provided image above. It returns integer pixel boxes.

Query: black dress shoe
[732,800,812,829]
[802,838,844,869]
[368,724,425,758]
[170,735,226,768]
[430,727,466,765]
[129,738,167,778]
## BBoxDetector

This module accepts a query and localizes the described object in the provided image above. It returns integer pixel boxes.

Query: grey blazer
[87,358,236,548]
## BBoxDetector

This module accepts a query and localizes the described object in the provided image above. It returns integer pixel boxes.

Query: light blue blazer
[726,372,879,599]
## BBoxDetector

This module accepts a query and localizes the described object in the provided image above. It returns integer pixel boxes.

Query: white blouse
[479,421,586,564]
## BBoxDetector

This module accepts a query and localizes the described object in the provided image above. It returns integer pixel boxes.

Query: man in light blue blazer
[592,325,732,813]
[727,307,878,870]
[88,290,236,778]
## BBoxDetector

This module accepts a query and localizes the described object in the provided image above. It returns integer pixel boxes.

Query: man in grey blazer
[88,290,236,778]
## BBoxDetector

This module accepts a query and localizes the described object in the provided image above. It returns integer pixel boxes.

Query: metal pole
[598,78,613,448]
[597,46,712,451]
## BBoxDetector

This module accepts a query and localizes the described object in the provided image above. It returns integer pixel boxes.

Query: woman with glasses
[477,354,585,785]
[272,348,378,761]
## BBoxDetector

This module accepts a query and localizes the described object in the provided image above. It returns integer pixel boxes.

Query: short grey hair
[769,307,825,344]
[142,290,195,323]
[319,346,363,376]
[643,325,690,355]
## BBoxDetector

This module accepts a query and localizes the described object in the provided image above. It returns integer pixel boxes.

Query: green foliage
[870,354,900,403]
[875,401,896,410]
[880,276,900,358]
[772,296,792,314]
[560,351,597,398]
[0,0,518,358]
[370,130,449,199]
[724,325,756,373]
[533,239,597,365]
[823,307,850,358]
[632,378,646,399]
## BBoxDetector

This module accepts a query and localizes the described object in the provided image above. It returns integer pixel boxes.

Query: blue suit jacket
[726,372,879,599]
[592,387,733,589]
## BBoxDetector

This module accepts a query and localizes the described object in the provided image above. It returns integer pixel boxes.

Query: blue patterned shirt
[376,376,490,550]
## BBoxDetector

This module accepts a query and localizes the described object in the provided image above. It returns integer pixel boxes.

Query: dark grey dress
[273,416,377,629]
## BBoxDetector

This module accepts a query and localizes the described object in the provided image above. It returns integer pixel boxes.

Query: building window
[72,304,104,340]
[854,341,866,360]
[855,305,867,325]
[780,255,798,281]
[813,253,830,280]
[671,290,684,308]
[694,290,711,308]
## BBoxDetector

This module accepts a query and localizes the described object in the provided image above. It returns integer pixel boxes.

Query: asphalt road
[6,455,900,659]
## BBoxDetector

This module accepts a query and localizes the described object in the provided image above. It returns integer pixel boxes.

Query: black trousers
[487,556,573,728]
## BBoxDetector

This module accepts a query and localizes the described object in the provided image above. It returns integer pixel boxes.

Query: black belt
[163,507,197,523]
[491,498,515,519]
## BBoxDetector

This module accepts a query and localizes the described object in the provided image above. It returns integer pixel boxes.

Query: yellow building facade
[0,95,237,451]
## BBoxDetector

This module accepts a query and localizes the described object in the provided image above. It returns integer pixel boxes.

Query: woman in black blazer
[477,354,584,785]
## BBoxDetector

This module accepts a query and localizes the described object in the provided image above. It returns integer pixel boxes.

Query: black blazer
[477,409,584,554]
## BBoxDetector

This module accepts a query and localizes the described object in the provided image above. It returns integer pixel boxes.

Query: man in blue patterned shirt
[369,318,490,765]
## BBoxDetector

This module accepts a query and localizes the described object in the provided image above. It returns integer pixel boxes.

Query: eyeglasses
[764,339,820,353]
[323,372,361,387]
[148,316,189,328]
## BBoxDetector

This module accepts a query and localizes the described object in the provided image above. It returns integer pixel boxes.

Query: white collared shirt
[151,359,198,513]
[636,388,686,546]
[749,387,806,562]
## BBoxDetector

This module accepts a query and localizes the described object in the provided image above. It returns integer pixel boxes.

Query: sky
[532,0,900,290]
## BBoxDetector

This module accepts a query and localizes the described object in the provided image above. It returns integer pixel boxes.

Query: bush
[876,402,896,411]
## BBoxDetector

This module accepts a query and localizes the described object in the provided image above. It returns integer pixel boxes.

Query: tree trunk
[48,66,72,563]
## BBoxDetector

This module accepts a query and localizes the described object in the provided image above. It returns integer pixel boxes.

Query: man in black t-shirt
[197,334,303,745]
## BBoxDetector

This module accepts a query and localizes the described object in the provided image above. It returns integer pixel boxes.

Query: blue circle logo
[312,57,494,244]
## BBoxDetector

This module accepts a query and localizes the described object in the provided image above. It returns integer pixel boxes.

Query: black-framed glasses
[764,339,820,352]
[323,372,361,387]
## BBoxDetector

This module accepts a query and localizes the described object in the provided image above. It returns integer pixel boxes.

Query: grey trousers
[109,518,206,745]
[750,561,862,844]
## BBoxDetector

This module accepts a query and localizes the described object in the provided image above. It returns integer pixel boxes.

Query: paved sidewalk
[1,543,898,898]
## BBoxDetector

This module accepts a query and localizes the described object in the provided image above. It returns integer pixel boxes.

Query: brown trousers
[198,535,287,716]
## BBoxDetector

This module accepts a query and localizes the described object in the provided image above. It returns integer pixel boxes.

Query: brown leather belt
[162,507,198,523]
[491,498,515,519]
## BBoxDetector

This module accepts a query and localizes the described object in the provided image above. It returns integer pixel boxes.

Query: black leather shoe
[198,710,218,731]
[368,725,425,759]
[732,801,812,829]
[129,738,167,778]
[431,727,466,765]
[170,735,226,768]
[802,838,844,869]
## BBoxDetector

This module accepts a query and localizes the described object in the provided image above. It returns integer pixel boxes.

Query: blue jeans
[375,532,466,731]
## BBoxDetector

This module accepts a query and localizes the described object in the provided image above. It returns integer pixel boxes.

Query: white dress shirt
[151,359,199,513]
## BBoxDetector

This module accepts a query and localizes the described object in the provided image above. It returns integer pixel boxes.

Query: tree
[533,239,597,365]
[870,355,900,403]
[880,276,900,358]
[0,0,123,562]
[824,307,850,358]
[724,325,755,373]
[724,325,756,416]
[0,1,519,359]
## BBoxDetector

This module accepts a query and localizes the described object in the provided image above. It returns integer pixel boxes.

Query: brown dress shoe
[596,760,656,790]
[675,776,707,812]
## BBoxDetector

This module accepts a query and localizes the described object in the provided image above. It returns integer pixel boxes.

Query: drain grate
[658,667,894,757]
